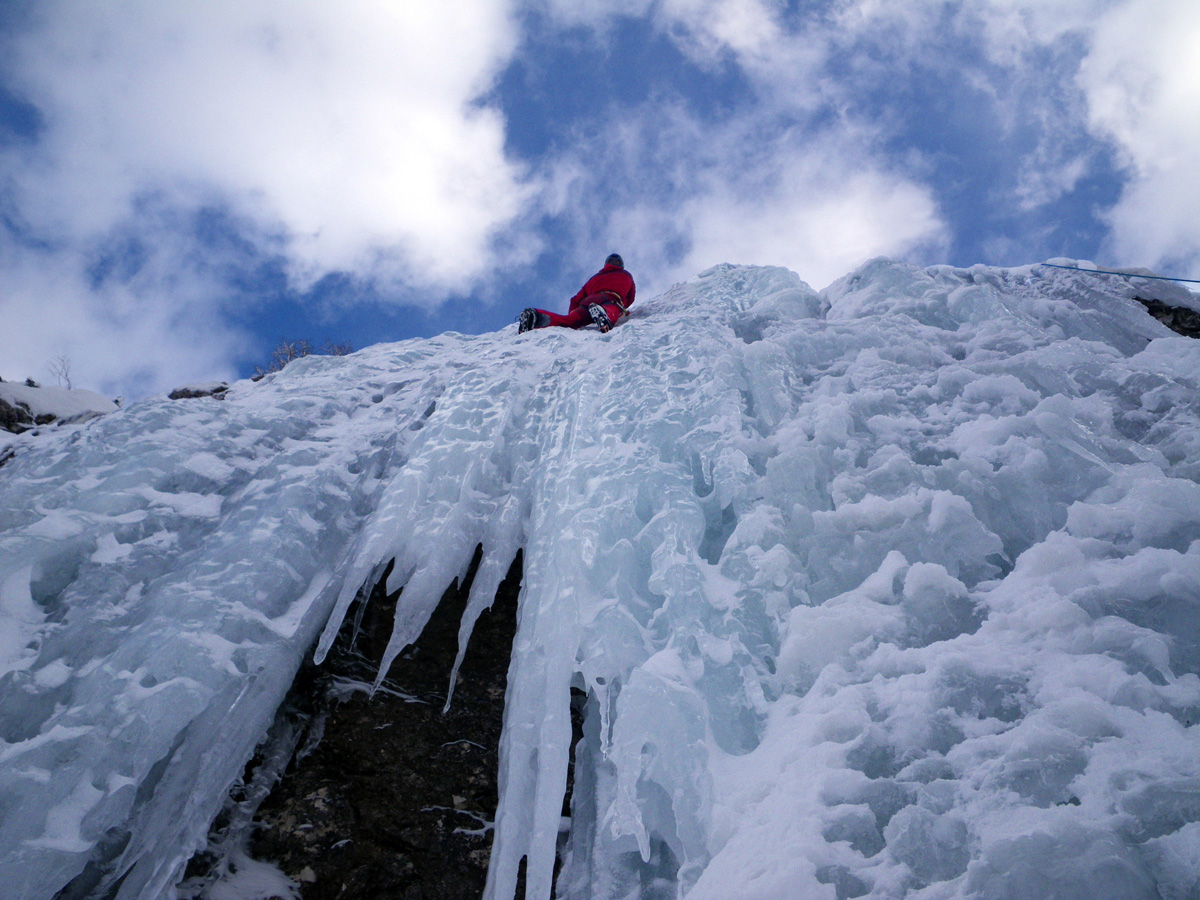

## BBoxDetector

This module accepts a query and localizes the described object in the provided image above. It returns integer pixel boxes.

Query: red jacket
[568,264,635,314]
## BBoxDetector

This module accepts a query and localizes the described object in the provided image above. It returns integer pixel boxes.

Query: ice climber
[518,253,635,334]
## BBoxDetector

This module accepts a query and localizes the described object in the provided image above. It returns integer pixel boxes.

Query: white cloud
[0,239,250,399]
[658,0,783,63]
[1079,0,1200,275]
[536,0,1101,219]
[4,0,531,292]
[0,0,540,396]
[674,153,948,289]
[544,104,947,295]
[575,0,1200,279]
[533,2,951,291]
[776,0,1200,277]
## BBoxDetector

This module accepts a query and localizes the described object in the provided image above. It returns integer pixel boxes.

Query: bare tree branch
[254,338,354,379]
[48,354,73,390]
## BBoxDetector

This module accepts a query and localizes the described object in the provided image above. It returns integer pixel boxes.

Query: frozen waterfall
[2,258,1199,899]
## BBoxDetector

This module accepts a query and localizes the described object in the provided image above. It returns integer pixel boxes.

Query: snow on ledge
[0,382,117,430]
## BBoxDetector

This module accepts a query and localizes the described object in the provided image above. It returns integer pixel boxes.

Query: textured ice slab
[1,259,1199,899]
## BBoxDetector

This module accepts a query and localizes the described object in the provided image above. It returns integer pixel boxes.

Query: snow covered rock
[0,381,118,434]
[168,382,229,401]
[1,259,1199,900]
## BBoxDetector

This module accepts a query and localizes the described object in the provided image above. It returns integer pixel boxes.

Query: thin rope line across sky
[1039,262,1200,285]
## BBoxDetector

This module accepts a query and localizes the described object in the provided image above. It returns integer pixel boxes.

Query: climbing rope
[1039,262,1200,285]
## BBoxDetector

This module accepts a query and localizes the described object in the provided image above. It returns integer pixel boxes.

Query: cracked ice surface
[2,259,1200,899]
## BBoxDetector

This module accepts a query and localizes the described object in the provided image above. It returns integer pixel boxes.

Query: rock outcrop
[1136,295,1200,338]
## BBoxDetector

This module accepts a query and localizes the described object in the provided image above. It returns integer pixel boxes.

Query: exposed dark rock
[0,397,34,434]
[1136,296,1200,338]
[239,550,526,900]
[1,398,33,431]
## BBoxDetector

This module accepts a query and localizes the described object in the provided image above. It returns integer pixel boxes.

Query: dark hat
[605,253,624,268]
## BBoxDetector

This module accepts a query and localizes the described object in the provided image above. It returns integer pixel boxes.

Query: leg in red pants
[527,295,622,331]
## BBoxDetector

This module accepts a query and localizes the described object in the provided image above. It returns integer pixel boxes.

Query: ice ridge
[0,259,1199,899]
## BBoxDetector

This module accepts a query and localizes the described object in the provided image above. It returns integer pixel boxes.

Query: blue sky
[1,0,1197,399]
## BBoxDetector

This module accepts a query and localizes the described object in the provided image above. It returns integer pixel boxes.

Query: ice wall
[1,259,1199,899]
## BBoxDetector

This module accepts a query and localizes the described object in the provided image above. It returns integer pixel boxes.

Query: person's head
[605,253,624,269]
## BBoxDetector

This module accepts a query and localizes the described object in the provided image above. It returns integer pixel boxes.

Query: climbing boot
[588,304,612,333]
